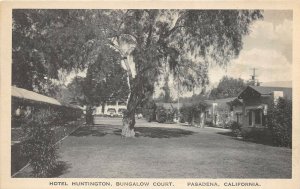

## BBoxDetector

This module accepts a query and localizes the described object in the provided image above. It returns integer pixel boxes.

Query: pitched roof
[205,97,237,104]
[12,86,83,109]
[228,97,243,106]
[12,86,61,106]
[251,86,291,95]
[238,85,292,100]
[156,102,183,109]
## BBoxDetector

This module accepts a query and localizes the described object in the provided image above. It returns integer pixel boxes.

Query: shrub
[205,120,214,127]
[180,106,193,124]
[180,102,208,125]
[156,106,168,123]
[141,100,157,122]
[267,98,292,148]
[179,116,186,123]
[21,109,58,177]
[229,121,242,137]
[241,128,273,145]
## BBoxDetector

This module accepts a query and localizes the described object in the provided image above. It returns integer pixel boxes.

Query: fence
[11,86,83,175]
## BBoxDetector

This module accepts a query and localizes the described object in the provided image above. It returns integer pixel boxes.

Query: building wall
[232,105,243,124]
[94,101,127,116]
[241,96,272,130]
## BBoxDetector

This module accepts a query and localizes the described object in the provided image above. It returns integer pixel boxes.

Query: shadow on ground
[217,131,276,147]
[217,131,236,137]
[70,126,108,137]
[114,127,195,138]
[14,161,71,178]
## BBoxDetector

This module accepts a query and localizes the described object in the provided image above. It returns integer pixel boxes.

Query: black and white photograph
[2,5,297,186]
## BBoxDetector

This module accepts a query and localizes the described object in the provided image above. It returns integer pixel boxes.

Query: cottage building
[237,85,292,132]
[94,100,127,116]
[227,98,243,124]
[204,97,240,127]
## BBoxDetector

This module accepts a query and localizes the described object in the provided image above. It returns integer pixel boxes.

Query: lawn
[14,117,292,178]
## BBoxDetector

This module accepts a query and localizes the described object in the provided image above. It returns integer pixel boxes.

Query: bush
[229,121,241,137]
[267,98,292,148]
[156,106,168,123]
[243,129,268,140]
[21,109,58,177]
[180,102,208,125]
[179,116,186,123]
[205,121,214,127]
[179,106,193,124]
[141,100,157,122]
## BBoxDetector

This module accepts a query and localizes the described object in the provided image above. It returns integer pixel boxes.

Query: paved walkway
[16,117,292,178]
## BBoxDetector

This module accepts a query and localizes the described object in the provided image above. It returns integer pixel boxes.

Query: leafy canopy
[65,46,129,106]
[209,76,247,99]
[12,10,263,102]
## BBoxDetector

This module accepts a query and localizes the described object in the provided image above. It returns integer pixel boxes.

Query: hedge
[180,101,208,125]
[21,109,58,177]
[141,100,157,122]
[267,98,292,148]
[155,106,176,123]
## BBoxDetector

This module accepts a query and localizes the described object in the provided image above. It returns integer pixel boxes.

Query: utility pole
[251,68,256,81]
[249,68,260,86]
[177,75,180,112]
[177,74,180,123]
[176,56,181,123]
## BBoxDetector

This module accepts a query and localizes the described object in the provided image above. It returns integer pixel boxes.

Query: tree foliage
[267,98,292,148]
[180,101,209,124]
[209,76,247,99]
[65,46,129,106]
[107,10,263,134]
[12,9,263,134]
[12,10,106,95]
[21,109,58,177]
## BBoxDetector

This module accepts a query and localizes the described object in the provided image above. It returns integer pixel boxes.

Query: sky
[207,10,293,88]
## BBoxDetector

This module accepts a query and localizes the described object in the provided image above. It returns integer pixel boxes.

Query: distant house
[204,97,241,127]
[237,85,292,132]
[94,100,127,116]
[227,98,243,124]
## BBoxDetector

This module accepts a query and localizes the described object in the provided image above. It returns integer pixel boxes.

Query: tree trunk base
[121,119,135,137]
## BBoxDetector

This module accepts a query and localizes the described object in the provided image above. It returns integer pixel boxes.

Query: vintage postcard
[0,1,300,189]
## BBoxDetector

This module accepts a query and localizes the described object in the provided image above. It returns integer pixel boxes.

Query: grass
[15,117,292,178]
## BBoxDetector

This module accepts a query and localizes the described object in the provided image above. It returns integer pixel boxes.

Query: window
[236,113,242,124]
[107,101,116,106]
[107,108,116,113]
[118,101,126,106]
[254,109,262,124]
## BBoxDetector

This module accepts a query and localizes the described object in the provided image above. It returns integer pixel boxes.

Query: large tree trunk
[200,112,204,128]
[121,110,136,137]
[191,113,195,126]
[101,102,105,114]
[121,92,138,137]
[86,105,94,125]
